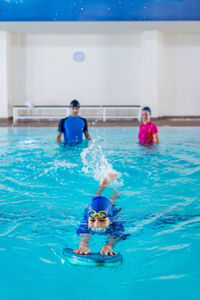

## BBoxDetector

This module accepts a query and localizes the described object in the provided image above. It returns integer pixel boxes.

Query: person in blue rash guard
[74,173,128,256]
[56,99,91,145]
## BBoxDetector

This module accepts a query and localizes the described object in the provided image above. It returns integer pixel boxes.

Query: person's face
[88,216,110,231]
[141,110,151,124]
[70,106,80,117]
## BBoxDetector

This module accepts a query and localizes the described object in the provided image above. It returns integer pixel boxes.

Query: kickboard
[63,248,123,267]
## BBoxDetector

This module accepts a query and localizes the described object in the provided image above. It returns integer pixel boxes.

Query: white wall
[8,33,25,116]
[159,33,200,116]
[1,30,200,118]
[0,32,25,118]
[141,31,160,117]
[24,34,142,106]
[0,31,9,118]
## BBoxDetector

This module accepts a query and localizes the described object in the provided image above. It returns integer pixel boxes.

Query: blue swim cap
[88,196,113,221]
[70,99,80,108]
[142,106,151,115]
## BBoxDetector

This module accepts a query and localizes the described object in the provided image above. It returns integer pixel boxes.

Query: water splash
[81,142,123,187]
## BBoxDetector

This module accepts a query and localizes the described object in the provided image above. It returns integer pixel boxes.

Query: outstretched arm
[74,234,91,255]
[94,172,118,197]
[110,190,120,205]
[100,236,123,256]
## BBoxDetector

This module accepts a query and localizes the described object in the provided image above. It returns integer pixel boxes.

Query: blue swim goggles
[88,210,108,219]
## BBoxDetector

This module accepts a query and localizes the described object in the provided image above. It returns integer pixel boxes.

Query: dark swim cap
[70,99,80,108]
[142,106,151,115]
[88,196,113,221]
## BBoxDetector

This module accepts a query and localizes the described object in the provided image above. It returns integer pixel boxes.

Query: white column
[0,31,10,119]
[141,31,160,117]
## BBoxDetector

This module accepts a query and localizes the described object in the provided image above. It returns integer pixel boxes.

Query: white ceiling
[0,21,200,34]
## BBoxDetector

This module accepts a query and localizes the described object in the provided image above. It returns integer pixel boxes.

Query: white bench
[13,105,141,124]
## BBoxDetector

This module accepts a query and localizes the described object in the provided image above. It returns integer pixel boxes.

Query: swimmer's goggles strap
[88,210,108,219]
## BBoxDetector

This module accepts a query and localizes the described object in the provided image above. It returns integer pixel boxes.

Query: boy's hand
[100,244,117,256]
[74,247,91,255]
[100,172,118,188]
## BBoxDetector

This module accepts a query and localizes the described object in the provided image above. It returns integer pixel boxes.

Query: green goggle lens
[88,210,108,219]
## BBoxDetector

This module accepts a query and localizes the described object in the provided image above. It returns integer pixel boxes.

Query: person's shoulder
[109,220,124,235]
[59,116,69,123]
[79,117,88,128]
[139,123,144,129]
[150,121,158,128]
[150,121,158,132]
[58,117,69,132]
[79,116,87,122]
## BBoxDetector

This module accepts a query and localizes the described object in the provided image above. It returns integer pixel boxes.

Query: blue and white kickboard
[63,248,122,267]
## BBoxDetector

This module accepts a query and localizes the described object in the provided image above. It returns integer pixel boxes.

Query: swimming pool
[0,127,200,300]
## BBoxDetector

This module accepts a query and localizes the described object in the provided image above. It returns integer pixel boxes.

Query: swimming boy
[74,173,126,256]
[138,106,160,145]
[56,99,91,145]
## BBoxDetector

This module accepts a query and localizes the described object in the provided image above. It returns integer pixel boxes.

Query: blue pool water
[0,127,200,300]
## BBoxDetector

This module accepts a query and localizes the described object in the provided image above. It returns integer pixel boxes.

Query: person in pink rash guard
[138,107,160,145]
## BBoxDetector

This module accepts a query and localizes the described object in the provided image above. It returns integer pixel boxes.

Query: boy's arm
[95,185,105,197]
[74,234,91,255]
[101,221,126,255]
[94,172,118,197]
[110,190,120,205]
[100,236,121,256]
[80,234,90,248]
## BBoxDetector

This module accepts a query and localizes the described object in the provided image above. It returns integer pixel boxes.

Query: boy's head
[87,196,113,232]
[142,106,151,124]
[70,99,80,117]
[88,216,110,232]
